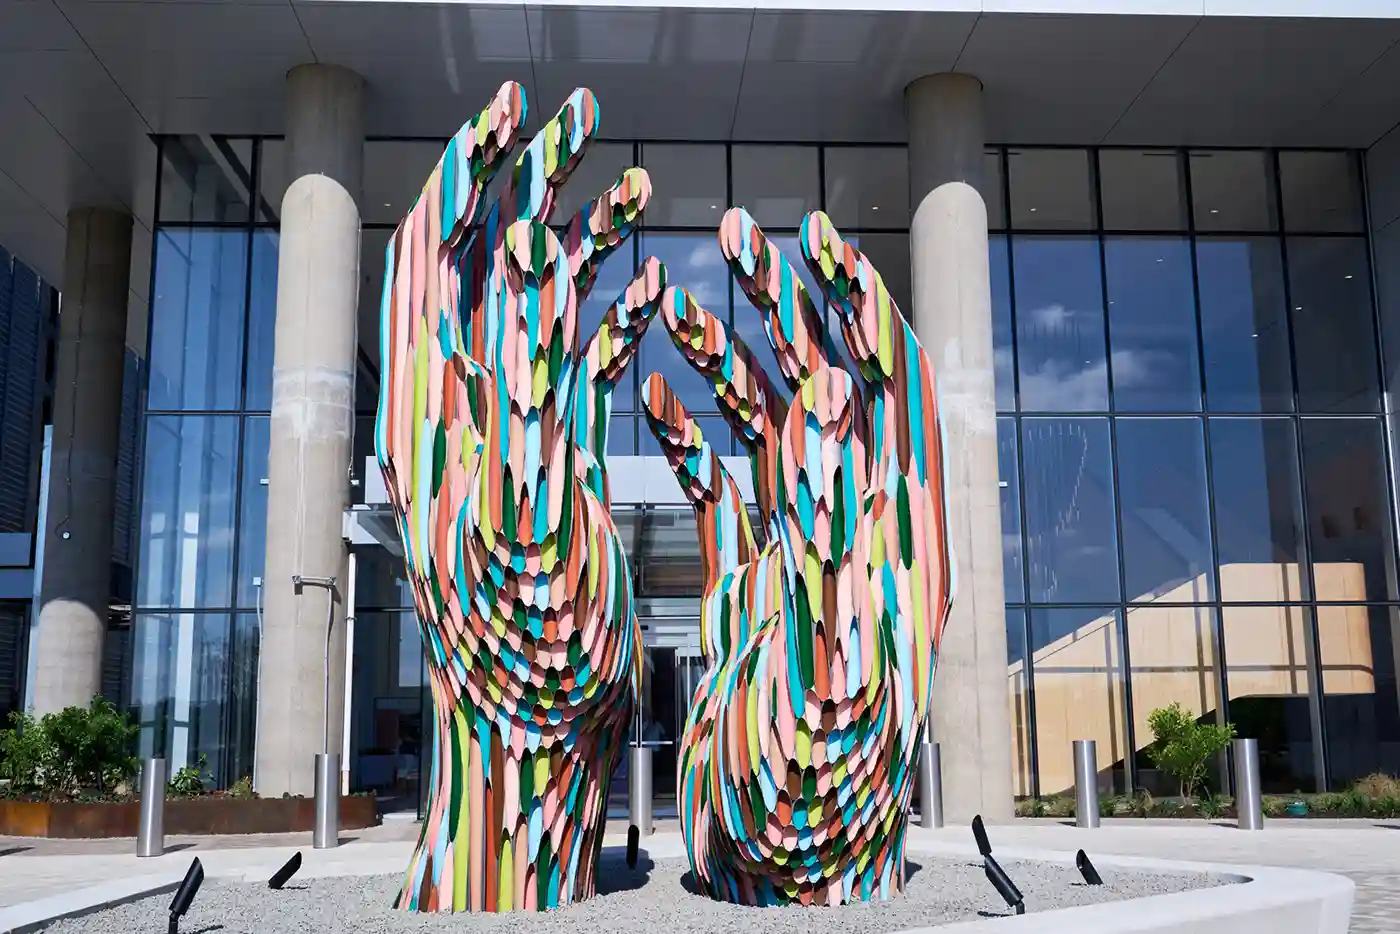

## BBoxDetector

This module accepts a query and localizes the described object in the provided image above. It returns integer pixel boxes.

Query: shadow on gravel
[675,861,929,901]
[185,926,225,934]
[597,855,654,895]
[0,847,31,858]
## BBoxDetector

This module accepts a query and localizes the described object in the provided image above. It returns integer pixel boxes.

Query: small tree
[1146,702,1235,803]
[0,711,47,794]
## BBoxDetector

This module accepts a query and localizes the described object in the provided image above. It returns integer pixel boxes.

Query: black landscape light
[971,814,992,856]
[168,857,205,934]
[1075,848,1104,886]
[626,824,640,869]
[983,854,1025,916]
[269,852,303,890]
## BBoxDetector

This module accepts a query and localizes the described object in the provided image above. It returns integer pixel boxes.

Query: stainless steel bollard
[629,745,653,837]
[313,753,340,849]
[1073,740,1100,829]
[136,757,166,857]
[918,741,944,828]
[1234,738,1263,830]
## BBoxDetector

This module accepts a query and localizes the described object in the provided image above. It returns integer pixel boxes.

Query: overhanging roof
[5,0,1400,292]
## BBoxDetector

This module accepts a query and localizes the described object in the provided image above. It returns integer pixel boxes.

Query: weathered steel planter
[0,795,380,838]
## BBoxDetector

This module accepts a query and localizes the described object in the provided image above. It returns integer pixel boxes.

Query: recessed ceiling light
[1345,274,1354,280]
[1251,332,1259,338]
[871,205,880,211]
[1156,258,1164,263]
[1295,306,1304,311]
[710,204,717,209]
[1210,208,1219,214]
[1029,207,1038,213]
[383,202,391,208]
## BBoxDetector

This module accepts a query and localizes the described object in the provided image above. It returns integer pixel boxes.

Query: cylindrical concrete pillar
[253,63,364,797]
[32,208,133,714]
[905,73,1013,823]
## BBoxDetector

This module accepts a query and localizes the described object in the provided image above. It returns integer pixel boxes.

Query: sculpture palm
[644,208,954,906]
[375,81,664,912]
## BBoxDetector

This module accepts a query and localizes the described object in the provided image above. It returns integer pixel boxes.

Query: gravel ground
[45,856,1226,934]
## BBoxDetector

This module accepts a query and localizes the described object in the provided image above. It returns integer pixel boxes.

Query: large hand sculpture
[376,82,664,913]
[644,208,953,906]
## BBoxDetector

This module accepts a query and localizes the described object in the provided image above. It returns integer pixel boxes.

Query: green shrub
[1145,703,1236,803]
[41,698,138,796]
[1044,795,1076,819]
[1262,796,1287,818]
[1015,798,1046,818]
[0,711,46,794]
[1353,773,1400,800]
[1130,788,1154,818]
[1099,795,1120,818]
[228,775,256,800]
[168,755,208,798]
[1198,792,1228,819]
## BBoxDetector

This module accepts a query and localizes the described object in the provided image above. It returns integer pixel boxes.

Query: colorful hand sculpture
[644,208,954,906]
[375,81,665,913]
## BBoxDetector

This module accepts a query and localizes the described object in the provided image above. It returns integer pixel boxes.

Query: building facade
[7,1,1400,819]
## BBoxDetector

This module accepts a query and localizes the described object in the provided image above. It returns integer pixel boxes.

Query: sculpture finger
[718,207,848,393]
[572,257,668,503]
[659,285,784,537]
[499,88,602,225]
[564,168,651,301]
[642,373,757,598]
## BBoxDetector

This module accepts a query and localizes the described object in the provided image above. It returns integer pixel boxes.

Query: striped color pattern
[376,81,664,912]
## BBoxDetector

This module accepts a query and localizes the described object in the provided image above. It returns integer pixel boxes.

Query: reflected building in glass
[8,6,1400,817]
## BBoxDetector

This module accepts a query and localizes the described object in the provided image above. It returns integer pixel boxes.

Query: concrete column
[31,209,133,714]
[905,73,1014,822]
[254,63,363,796]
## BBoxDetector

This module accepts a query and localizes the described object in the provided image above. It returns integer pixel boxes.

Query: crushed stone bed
[44,856,1228,934]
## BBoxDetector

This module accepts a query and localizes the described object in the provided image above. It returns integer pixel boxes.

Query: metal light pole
[294,574,339,849]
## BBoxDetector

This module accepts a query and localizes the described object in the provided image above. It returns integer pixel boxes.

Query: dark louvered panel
[0,250,46,535]
[0,603,23,719]
[111,352,142,566]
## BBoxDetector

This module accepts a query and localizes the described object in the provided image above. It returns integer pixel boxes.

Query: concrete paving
[0,818,1390,931]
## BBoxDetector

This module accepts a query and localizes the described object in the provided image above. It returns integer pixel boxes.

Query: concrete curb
[0,833,1355,933]
[0,874,181,934]
[898,838,1355,934]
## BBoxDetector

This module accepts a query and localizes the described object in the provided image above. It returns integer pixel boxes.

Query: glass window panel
[137,416,240,609]
[1190,150,1278,232]
[551,142,635,223]
[1021,417,1120,603]
[1209,418,1309,602]
[580,236,638,413]
[1288,237,1379,413]
[131,611,255,786]
[1099,150,1186,231]
[1006,607,1033,799]
[1127,606,1222,796]
[985,149,1006,230]
[362,141,444,226]
[638,233,726,413]
[694,416,733,457]
[158,136,251,223]
[1104,237,1201,411]
[847,233,910,313]
[1301,418,1397,603]
[1008,149,1095,230]
[732,146,820,229]
[607,416,637,457]
[1280,151,1364,233]
[243,231,278,411]
[1318,604,1400,785]
[998,417,1024,604]
[148,229,248,412]
[236,416,269,608]
[637,508,703,597]
[1029,607,1128,796]
[354,543,412,611]
[991,236,1014,411]
[397,611,424,688]
[257,139,284,222]
[823,147,907,230]
[1012,236,1108,412]
[1197,237,1293,413]
[641,144,726,227]
[1117,418,1213,603]
[1220,605,1321,792]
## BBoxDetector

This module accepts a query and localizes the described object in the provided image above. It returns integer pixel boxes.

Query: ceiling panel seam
[1099,14,1202,145]
[44,0,154,134]
[949,10,982,73]
[729,11,757,139]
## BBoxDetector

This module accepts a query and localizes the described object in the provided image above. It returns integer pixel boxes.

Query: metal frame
[136,135,1400,798]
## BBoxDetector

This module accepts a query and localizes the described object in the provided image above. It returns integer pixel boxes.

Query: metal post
[313,752,340,848]
[1234,738,1263,830]
[1073,740,1100,829]
[918,740,944,828]
[629,745,653,836]
[137,757,166,857]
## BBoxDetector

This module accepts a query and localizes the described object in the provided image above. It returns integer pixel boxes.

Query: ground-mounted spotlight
[168,857,205,934]
[983,854,1025,916]
[626,824,640,869]
[268,851,303,890]
[1075,848,1104,886]
[971,814,992,857]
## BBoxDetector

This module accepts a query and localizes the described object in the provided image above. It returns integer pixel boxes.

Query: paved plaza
[0,818,1390,931]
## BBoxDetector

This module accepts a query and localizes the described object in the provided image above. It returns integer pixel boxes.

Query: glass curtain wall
[997,147,1400,798]
[142,134,1400,798]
